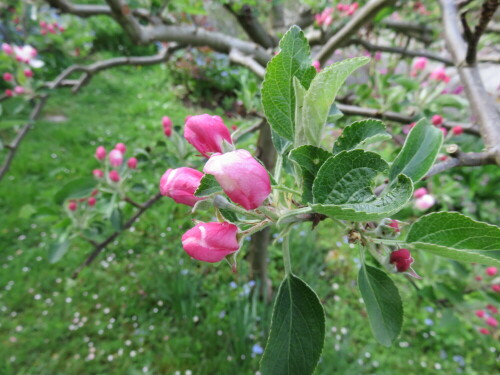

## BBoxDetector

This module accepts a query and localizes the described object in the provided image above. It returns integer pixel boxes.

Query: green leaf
[391,76,420,91]
[293,77,308,147]
[289,145,331,203]
[327,103,343,123]
[405,212,500,266]
[110,209,122,231]
[358,264,403,346]
[194,174,222,197]
[311,150,413,221]
[54,177,97,205]
[333,119,391,154]
[49,239,70,263]
[219,208,239,223]
[432,94,467,110]
[261,26,316,141]
[19,204,36,219]
[261,274,325,375]
[302,57,369,146]
[389,119,443,182]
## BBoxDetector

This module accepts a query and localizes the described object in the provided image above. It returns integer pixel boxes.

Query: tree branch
[229,48,265,78]
[315,0,396,64]
[425,148,496,178]
[439,0,500,165]
[336,103,480,135]
[72,192,163,278]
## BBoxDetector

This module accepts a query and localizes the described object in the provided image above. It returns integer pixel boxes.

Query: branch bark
[315,0,396,64]
[439,0,500,165]
[72,192,163,278]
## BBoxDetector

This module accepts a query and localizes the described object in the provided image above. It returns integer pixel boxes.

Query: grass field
[0,64,498,375]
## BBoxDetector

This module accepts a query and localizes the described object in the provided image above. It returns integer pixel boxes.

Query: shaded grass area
[0,65,498,375]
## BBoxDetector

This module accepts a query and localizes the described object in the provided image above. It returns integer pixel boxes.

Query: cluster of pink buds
[312,60,321,73]
[162,116,173,137]
[159,114,271,264]
[475,267,500,293]
[315,8,334,27]
[476,304,499,335]
[39,20,65,35]
[429,66,451,83]
[94,143,138,184]
[66,189,98,212]
[430,115,463,137]
[2,43,42,97]
[337,3,359,16]
[413,187,435,211]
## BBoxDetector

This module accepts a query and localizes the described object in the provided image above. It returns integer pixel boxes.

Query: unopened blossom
[312,60,321,72]
[203,149,271,210]
[109,170,120,182]
[88,197,97,207]
[486,267,497,276]
[184,114,232,157]
[181,222,239,263]
[24,69,33,78]
[159,167,204,207]
[413,57,428,71]
[162,116,172,137]
[485,317,498,328]
[127,157,137,169]
[479,328,490,335]
[492,285,500,293]
[95,146,106,160]
[93,169,104,178]
[413,187,428,199]
[487,304,499,314]
[68,201,77,211]
[439,127,448,136]
[452,126,463,135]
[109,149,123,167]
[390,248,414,272]
[431,115,443,126]
[5,89,13,97]
[475,310,485,318]
[114,143,126,153]
[14,86,24,95]
[3,72,13,81]
[388,220,400,232]
[415,194,435,210]
[2,43,13,55]
[430,67,450,83]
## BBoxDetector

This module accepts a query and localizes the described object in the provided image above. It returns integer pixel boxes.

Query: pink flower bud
[162,116,172,137]
[95,146,106,160]
[14,86,24,95]
[109,170,120,182]
[231,124,238,131]
[93,169,104,178]
[2,43,13,55]
[159,167,204,206]
[412,57,428,71]
[88,197,96,206]
[24,69,33,78]
[390,248,414,272]
[127,157,138,169]
[40,21,48,28]
[184,114,232,157]
[413,187,428,199]
[388,220,400,232]
[492,285,500,293]
[68,201,77,211]
[486,267,497,276]
[91,189,98,197]
[114,143,126,153]
[181,222,239,263]
[47,24,56,34]
[439,155,448,161]
[487,304,499,314]
[475,275,482,281]
[439,127,448,136]
[431,115,443,126]
[479,328,490,335]
[203,149,271,210]
[485,317,498,327]
[109,149,123,167]
[452,126,463,135]
[475,310,485,318]
[3,72,13,81]
[430,67,450,83]
[312,60,321,72]
[415,194,435,210]
[5,89,13,97]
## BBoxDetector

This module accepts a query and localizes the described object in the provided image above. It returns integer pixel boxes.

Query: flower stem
[272,185,301,196]
[282,234,292,276]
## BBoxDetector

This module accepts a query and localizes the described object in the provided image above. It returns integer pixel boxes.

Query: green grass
[0,65,498,375]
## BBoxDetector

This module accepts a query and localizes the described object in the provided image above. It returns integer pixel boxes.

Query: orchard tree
[1,1,500,373]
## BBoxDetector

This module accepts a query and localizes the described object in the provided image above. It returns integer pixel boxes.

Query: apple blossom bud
[184,114,232,157]
[439,155,448,161]
[109,149,123,167]
[5,89,13,97]
[431,115,443,126]
[479,328,490,335]
[492,285,500,293]
[3,72,13,81]
[114,143,126,153]
[203,149,271,210]
[413,187,428,199]
[485,317,498,327]
[388,220,400,232]
[390,248,414,272]
[430,67,450,83]
[451,126,463,136]
[475,310,485,318]
[68,201,77,211]
[475,275,483,281]
[88,197,96,206]
[439,127,448,136]
[14,86,24,95]
[159,167,204,206]
[487,304,499,314]
[412,57,428,71]
[2,43,13,55]
[93,169,104,178]
[181,222,239,263]
[162,116,173,137]
[486,267,498,276]
[40,21,47,28]
[24,69,33,78]
[95,146,106,160]
[127,157,138,169]
[415,194,435,210]
[312,60,321,72]
[109,170,120,182]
